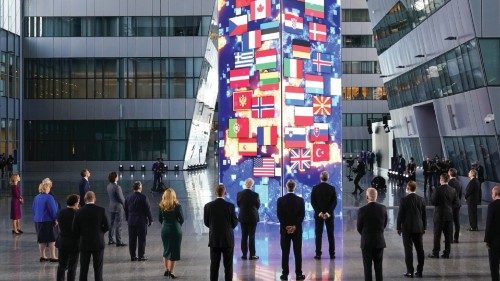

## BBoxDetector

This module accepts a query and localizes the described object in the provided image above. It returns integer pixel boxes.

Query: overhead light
[415,54,425,58]
[141,165,146,171]
[396,65,406,69]
[444,36,457,40]
[130,164,135,171]
[119,165,124,172]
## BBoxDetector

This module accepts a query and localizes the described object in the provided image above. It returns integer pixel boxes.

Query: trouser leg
[413,233,425,274]
[432,221,443,255]
[240,223,249,257]
[443,221,453,256]
[488,249,500,281]
[79,251,91,281]
[92,251,104,281]
[57,250,69,281]
[67,251,79,281]
[128,225,138,258]
[222,247,233,281]
[453,207,460,241]
[362,248,373,281]
[281,234,291,276]
[248,223,257,257]
[373,248,384,281]
[402,233,414,273]
[292,232,303,276]
[325,217,335,256]
[469,204,478,229]
[137,224,147,258]
[314,219,323,256]
[108,212,116,243]
[209,247,222,281]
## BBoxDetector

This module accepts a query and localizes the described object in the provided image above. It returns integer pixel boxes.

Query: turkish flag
[312,143,330,162]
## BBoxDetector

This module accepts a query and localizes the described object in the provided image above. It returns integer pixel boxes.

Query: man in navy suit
[204,184,238,281]
[237,178,260,260]
[125,181,153,261]
[485,185,500,281]
[277,180,306,281]
[78,169,91,207]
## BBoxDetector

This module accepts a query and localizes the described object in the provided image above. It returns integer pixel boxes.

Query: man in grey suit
[106,171,126,247]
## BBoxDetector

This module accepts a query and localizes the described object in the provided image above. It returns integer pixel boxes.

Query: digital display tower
[217,0,341,223]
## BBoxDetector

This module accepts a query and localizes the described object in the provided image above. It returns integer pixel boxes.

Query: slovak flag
[284,12,304,34]
[250,0,271,21]
[284,127,307,148]
[229,15,248,36]
[309,22,327,42]
[309,123,329,142]
[230,68,250,89]
[305,74,324,94]
[294,106,314,126]
[311,52,332,73]
[252,96,275,118]
[312,143,329,162]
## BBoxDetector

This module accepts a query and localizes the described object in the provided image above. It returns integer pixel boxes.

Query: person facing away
[353,156,366,194]
[448,168,463,243]
[106,171,126,247]
[397,181,426,278]
[78,169,91,207]
[422,156,432,193]
[311,171,338,260]
[73,191,109,281]
[465,169,482,231]
[277,180,306,281]
[474,160,485,183]
[32,178,59,263]
[56,194,80,281]
[485,185,500,281]
[125,181,153,262]
[204,184,238,281]
[237,178,261,260]
[407,157,416,181]
[152,158,165,191]
[357,187,388,281]
[429,173,458,259]
[159,188,184,279]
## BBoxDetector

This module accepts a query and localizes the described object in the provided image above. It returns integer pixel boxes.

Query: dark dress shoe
[116,243,127,247]
[241,256,247,260]
[108,241,115,245]
[138,257,148,261]
[49,258,59,262]
[164,270,170,276]
[39,257,49,262]
[440,254,450,259]
[330,255,335,259]
[427,254,439,259]
[296,275,306,280]
[313,255,321,260]
[414,272,423,278]
[249,256,259,260]
[279,275,288,280]
[169,272,177,279]
[403,272,414,278]
[131,257,138,261]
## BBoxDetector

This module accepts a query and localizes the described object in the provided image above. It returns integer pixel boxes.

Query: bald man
[485,186,500,281]
[357,188,388,281]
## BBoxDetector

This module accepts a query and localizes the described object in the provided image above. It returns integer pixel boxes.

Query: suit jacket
[423,160,432,175]
[397,193,426,234]
[106,183,125,213]
[204,198,238,248]
[78,178,90,206]
[57,208,79,252]
[237,189,260,224]
[431,184,458,222]
[485,200,500,252]
[125,192,153,226]
[355,161,366,175]
[311,182,337,219]
[465,178,481,205]
[73,203,109,252]
[277,193,305,235]
[477,165,485,181]
[448,178,463,206]
[397,158,406,172]
[357,202,387,249]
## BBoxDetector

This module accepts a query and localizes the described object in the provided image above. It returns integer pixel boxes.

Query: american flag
[253,157,275,177]
[290,148,311,171]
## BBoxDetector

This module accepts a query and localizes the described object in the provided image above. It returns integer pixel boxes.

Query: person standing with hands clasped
[277,180,306,281]
[159,188,183,278]
[125,181,153,262]
[107,171,126,247]
[237,178,260,260]
[485,186,500,281]
[56,194,80,281]
[397,181,426,278]
[311,171,338,260]
[465,169,481,231]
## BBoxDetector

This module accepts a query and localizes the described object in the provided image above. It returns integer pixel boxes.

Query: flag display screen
[218,0,341,223]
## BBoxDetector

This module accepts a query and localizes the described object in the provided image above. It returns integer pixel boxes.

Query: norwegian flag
[252,96,275,118]
[309,22,327,42]
[313,95,332,115]
[290,148,311,171]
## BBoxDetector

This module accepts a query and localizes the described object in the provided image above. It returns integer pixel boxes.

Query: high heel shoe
[169,272,177,279]
[17,229,23,234]
[164,270,170,277]
[11,230,20,235]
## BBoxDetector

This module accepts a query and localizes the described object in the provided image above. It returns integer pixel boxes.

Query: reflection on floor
[0,168,492,280]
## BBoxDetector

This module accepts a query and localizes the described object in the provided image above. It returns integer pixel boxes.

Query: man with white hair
[237,178,261,260]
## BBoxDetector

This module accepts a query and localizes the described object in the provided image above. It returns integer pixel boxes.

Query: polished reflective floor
[0,167,493,280]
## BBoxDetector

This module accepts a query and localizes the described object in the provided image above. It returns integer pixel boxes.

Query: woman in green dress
[159,188,184,279]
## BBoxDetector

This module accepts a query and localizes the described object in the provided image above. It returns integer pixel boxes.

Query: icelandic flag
[284,127,307,148]
[294,106,314,126]
[284,12,304,34]
[257,126,278,146]
[285,86,305,106]
[252,96,275,118]
[305,74,324,94]
[241,30,262,50]
[309,123,329,142]
[311,52,332,73]
[229,15,248,36]
[234,51,254,69]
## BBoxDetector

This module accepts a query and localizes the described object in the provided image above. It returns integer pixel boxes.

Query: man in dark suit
[311,171,338,260]
[73,191,109,281]
[423,157,432,193]
[397,181,426,278]
[277,180,306,281]
[353,157,366,194]
[485,185,500,281]
[474,160,485,184]
[78,169,91,207]
[429,173,458,259]
[465,169,481,231]
[125,181,153,261]
[357,187,387,281]
[204,184,238,281]
[448,168,463,242]
[237,178,260,260]
[57,194,80,281]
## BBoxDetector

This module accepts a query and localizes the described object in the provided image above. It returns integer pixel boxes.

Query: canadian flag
[250,0,271,21]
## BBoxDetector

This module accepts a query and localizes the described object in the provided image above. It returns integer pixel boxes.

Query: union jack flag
[290,148,311,171]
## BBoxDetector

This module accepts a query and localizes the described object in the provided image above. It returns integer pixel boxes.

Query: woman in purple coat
[10,173,23,234]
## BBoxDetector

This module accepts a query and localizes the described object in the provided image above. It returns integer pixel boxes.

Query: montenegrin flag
[285,86,305,106]
[305,0,325,19]
[255,49,277,70]
[230,68,250,89]
[257,126,278,146]
[232,90,252,111]
[250,0,271,21]
[284,12,304,34]
[228,118,250,138]
[284,58,303,78]
[259,71,280,91]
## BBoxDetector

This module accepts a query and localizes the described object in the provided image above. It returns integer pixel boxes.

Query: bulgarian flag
[284,58,303,78]
[255,49,277,70]
[305,0,324,18]
[259,71,280,91]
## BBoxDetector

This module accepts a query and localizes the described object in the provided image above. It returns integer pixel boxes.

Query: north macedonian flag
[313,95,331,115]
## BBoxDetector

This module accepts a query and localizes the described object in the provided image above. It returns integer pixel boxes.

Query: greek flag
[235,51,254,69]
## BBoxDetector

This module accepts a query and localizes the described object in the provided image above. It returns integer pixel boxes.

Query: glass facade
[0,0,21,34]
[24,16,211,37]
[395,137,423,166]
[342,61,380,74]
[342,86,386,100]
[342,113,391,127]
[443,136,500,182]
[342,35,374,48]
[373,0,450,54]
[25,57,203,99]
[342,139,372,154]
[24,120,192,161]
[479,39,500,86]
[386,39,485,110]
[341,9,370,22]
